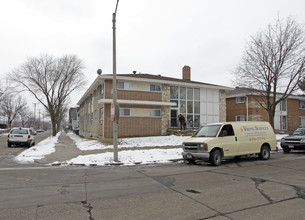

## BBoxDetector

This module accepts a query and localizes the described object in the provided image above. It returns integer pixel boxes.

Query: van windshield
[193,125,221,137]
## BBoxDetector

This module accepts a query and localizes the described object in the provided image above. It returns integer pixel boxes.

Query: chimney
[182,65,191,81]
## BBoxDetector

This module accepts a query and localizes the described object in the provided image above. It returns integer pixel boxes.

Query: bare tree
[9,54,86,136]
[234,16,305,128]
[0,94,27,128]
[19,106,32,127]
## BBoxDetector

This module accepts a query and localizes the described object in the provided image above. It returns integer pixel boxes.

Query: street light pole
[112,0,119,162]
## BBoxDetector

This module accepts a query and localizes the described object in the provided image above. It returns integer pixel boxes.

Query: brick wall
[226,96,269,122]
[287,99,305,132]
[103,103,162,138]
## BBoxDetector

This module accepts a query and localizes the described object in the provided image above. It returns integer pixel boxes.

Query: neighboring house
[77,66,232,138]
[226,87,305,133]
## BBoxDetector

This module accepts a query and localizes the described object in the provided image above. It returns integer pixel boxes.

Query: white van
[182,121,276,166]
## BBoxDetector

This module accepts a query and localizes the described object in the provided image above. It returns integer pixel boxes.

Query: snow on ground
[14,132,61,163]
[65,148,184,166]
[66,132,190,150]
[14,132,288,166]
[64,132,189,165]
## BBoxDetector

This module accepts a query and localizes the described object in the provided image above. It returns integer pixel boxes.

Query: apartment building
[226,87,305,133]
[78,66,232,138]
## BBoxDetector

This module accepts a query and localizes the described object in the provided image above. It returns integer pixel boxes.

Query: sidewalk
[35,132,86,165]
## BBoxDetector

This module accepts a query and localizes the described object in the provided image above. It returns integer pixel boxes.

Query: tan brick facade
[78,73,231,138]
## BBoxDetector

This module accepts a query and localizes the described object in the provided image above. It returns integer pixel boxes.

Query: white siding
[200,88,220,125]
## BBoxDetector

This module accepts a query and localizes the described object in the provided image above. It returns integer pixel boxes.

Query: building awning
[98,99,176,107]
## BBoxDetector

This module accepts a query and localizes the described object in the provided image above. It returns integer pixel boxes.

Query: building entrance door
[170,109,178,127]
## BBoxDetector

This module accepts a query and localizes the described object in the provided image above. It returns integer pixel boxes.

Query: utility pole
[33,103,39,129]
[112,0,120,162]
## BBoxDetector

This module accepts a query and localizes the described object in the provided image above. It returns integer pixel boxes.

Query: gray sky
[1,0,305,106]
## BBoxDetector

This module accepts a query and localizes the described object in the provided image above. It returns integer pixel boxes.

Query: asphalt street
[0,132,305,220]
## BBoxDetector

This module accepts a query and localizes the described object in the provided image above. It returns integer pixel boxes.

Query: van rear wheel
[210,149,222,166]
[259,145,270,160]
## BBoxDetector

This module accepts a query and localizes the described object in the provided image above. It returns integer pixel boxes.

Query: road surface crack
[251,178,274,203]
[81,201,94,220]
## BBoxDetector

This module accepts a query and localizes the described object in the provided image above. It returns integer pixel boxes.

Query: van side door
[218,124,238,156]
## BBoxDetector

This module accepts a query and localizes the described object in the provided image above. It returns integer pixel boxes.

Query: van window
[219,124,235,137]
[193,125,221,137]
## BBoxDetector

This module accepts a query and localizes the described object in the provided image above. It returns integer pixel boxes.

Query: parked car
[280,128,305,153]
[36,129,44,133]
[182,121,276,166]
[7,127,36,148]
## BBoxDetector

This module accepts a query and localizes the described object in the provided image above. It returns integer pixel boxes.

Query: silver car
[7,127,36,148]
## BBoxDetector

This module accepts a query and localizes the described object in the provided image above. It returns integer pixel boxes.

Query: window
[194,115,200,127]
[169,86,200,128]
[150,109,161,117]
[187,101,193,113]
[236,115,245,121]
[236,96,245,103]
[170,86,178,99]
[194,101,200,114]
[120,108,130,117]
[300,117,305,127]
[180,87,186,99]
[280,116,287,130]
[194,88,200,100]
[300,100,305,109]
[118,81,131,90]
[100,108,104,124]
[101,83,104,96]
[150,84,162,92]
[180,101,186,113]
[220,125,235,136]
[187,88,193,100]
[280,99,287,111]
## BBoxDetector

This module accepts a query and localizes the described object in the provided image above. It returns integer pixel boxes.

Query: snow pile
[66,148,184,166]
[14,132,61,163]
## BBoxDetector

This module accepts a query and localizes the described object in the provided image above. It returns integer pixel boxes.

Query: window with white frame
[300,117,305,127]
[236,96,245,103]
[280,99,287,111]
[117,81,131,90]
[299,100,305,109]
[170,86,200,128]
[236,115,245,121]
[120,108,130,117]
[280,115,287,130]
[150,109,161,117]
[150,84,162,92]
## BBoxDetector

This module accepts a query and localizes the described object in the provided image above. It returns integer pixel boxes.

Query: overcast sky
[1,0,305,107]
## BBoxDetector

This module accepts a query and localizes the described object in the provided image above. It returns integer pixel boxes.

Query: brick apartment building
[77,66,232,138]
[226,87,305,133]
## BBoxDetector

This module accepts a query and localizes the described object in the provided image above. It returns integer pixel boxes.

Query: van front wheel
[259,145,270,160]
[210,150,222,166]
